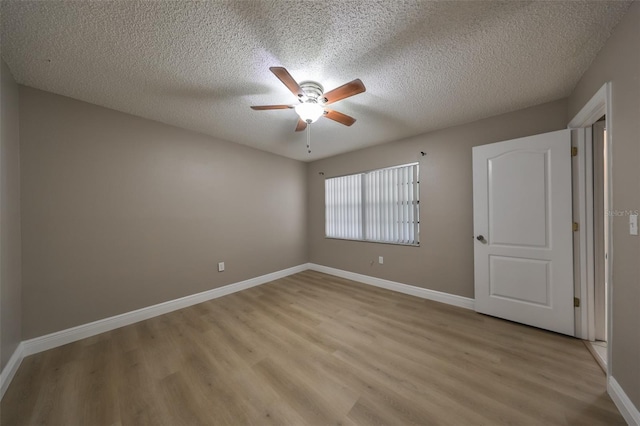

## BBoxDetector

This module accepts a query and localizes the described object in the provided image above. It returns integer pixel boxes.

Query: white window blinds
[325,173,363,240]
[325,163,419,245]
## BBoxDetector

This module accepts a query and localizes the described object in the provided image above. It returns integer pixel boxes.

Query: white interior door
[473,129,574,336]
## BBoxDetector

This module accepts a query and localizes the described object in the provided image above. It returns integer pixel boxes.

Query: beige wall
[308,99,567,298]
[568,1,640,409]
[20,87,307,339]
[1,60,22,370]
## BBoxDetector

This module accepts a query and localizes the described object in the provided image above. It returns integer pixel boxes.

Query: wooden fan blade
[295,118,307,132]
[250,105,293,110]
[270,67,304,98]
[324,109,356,126]
[323,79,366,105]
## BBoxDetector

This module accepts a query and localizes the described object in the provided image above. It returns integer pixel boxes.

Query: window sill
[324,236,420,247]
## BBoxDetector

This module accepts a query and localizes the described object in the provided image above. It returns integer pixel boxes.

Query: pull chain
[306,123,311,154]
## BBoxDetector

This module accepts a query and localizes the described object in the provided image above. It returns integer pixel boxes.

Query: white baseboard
[4,261,636,426]
[0,265,310,398]
[308,263,475,310]
[609,376,640,425]
[584,341,607,373]
[3,262,475,399]
[0,342,25,399]
[21,263,308,358]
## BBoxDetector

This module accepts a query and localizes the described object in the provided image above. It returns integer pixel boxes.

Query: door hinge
[573,222,579,232]
[574,297,580,307]
[571,147,578,156]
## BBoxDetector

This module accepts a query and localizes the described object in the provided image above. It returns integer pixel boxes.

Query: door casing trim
[567,82,613,379]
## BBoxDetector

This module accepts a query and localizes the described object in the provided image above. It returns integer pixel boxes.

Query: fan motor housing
[299,81,324,103]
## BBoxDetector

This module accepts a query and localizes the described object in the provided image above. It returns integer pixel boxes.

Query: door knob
[476,235,486,242]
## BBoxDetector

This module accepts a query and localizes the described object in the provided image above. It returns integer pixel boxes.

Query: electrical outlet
[218,262,225,272]
[378,256,384,265]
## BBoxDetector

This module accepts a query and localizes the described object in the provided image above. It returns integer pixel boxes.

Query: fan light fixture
[295,102,324,123]
[251,67,366,153]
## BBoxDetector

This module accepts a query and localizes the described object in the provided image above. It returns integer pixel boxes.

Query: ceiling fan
[251,67,366,132]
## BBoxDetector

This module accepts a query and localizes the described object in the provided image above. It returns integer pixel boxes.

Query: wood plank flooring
[1,271,624,425]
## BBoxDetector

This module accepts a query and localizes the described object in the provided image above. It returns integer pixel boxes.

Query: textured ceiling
[0,1,632,161]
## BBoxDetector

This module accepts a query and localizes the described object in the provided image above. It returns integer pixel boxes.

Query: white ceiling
[1,1,631,161]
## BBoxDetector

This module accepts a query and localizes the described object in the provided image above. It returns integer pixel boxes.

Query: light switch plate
[218,262,225,272]
[630,214,638,236]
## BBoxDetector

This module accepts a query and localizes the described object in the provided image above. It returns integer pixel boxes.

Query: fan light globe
[295,102,324,123]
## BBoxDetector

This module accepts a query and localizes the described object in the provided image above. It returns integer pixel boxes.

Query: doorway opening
[568,82,613,378]
[589,116,608,370]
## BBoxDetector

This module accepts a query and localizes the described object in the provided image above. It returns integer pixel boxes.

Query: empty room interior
[1,1,639,425]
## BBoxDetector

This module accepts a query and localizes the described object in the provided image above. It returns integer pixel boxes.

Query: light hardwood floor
[2,271,624,425]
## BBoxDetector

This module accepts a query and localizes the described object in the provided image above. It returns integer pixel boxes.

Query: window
[325,163,419,245]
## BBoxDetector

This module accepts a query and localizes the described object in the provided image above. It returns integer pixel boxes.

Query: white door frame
[567,82,613,377]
